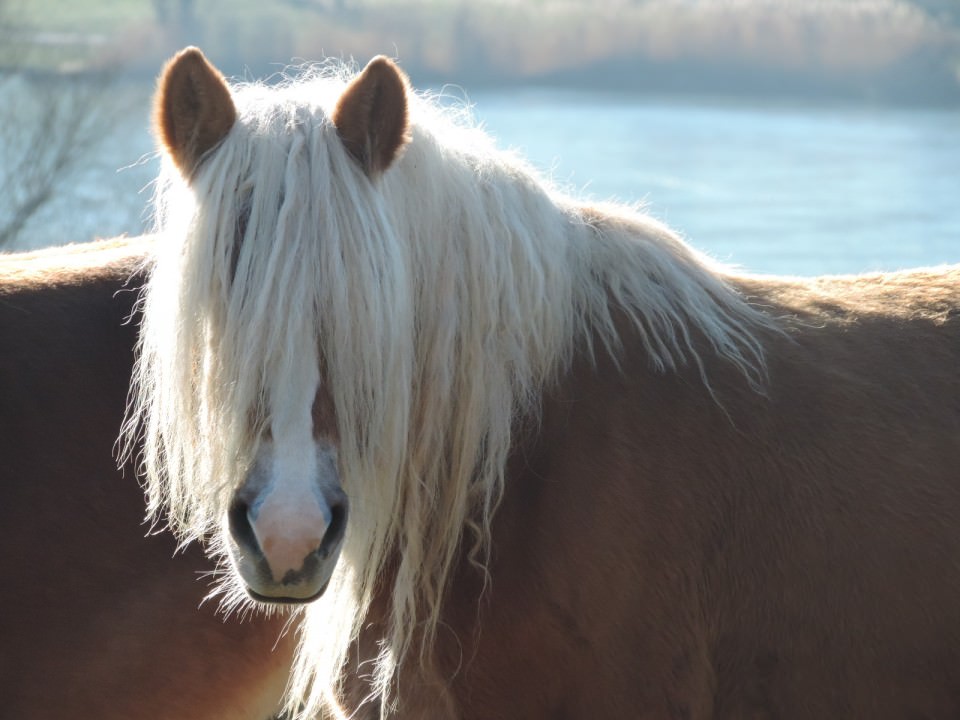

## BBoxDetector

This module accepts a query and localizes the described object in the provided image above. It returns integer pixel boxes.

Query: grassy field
[1,0,958,103]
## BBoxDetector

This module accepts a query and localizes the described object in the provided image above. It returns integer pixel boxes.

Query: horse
[0,237,296,720]
[125,46,960,719]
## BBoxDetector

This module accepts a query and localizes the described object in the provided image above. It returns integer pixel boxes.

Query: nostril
[319,497,348,558]
[228,499,260,554]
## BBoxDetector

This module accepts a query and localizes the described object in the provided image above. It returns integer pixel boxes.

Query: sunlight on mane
[123,59,770,719]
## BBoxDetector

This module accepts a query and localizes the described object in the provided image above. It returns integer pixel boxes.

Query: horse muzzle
[226,485,348,603]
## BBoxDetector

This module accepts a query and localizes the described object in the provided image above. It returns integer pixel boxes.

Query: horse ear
[332,56,411,177]
[154,47,237,178]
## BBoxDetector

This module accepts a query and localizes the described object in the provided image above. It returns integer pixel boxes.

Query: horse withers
[0,238,295,720]
[129,46,960,719]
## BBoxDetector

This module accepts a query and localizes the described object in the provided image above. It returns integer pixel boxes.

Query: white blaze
[248,342,334,583]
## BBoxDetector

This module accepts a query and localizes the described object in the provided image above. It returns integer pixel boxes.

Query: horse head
[149,47,411,603]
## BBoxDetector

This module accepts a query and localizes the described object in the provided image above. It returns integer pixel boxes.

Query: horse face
[151,47,412,604]
[226,381,347,603]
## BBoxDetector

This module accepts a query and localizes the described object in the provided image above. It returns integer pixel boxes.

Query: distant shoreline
[4,59,957,109]
[3,0,959,110]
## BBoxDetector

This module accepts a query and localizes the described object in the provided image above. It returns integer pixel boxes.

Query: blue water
[11,84,959,277]
[472,90,960,276]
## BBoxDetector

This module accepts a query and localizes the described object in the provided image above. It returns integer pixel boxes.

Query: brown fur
[155,47,237,176]
[332,56,411,177]
[0,238,294,720]
[335,266,960,719]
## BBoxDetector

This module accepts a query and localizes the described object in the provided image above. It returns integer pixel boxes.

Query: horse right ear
[154,47,237,178]
[333,56,411,177]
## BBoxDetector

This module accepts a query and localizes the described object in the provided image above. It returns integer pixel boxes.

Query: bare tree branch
[0,4,120,250]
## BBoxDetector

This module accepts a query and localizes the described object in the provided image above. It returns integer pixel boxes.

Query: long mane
[124,64,770,717]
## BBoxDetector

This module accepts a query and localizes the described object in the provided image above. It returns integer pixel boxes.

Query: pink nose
[249,497,330,583]
[228,479,349,601]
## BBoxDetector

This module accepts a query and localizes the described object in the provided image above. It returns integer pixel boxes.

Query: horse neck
[376,132,767,537]
[387,135,767,395]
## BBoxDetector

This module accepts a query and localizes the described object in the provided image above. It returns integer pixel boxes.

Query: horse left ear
[154,47,237,178]
[332,56,411,177]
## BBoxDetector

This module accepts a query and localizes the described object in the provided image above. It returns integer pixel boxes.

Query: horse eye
[236,202,251,242]
[231,202,251,281]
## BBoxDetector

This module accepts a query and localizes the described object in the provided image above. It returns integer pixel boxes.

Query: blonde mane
[124,64,769,718]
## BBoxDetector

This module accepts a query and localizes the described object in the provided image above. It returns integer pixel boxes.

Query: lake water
[10,82,959,277]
